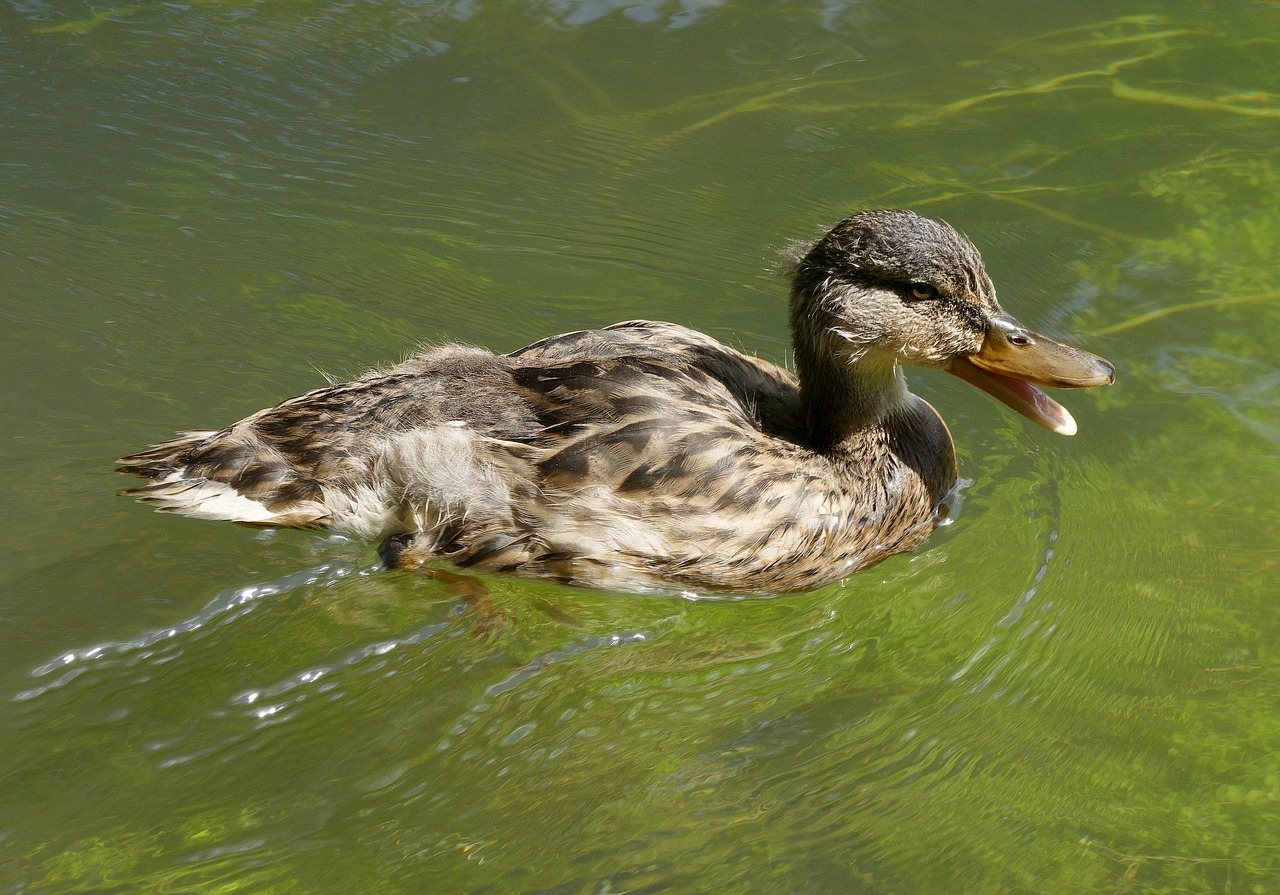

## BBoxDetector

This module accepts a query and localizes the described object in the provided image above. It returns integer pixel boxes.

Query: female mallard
[119,210,1113,592]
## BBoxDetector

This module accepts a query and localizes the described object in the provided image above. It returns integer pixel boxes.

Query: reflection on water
[1156,347,1280,446]
[2,0,1278,892]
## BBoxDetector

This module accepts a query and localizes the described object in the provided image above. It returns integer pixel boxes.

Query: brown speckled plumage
[119,210,1113,592]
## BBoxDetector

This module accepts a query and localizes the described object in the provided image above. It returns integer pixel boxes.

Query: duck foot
[379,534,504,637]
[378,532,427,570]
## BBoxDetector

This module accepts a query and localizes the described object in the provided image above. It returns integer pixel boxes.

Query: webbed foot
[378,534,504,637]
[378,532,424,570]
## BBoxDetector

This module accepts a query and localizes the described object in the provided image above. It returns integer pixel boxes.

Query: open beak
[948,312,1114,436]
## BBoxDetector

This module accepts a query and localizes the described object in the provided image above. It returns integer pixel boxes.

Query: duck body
[120,211,1113,593]
[120,321,954,591]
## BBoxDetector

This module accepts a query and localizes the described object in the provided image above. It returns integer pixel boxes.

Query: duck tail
[117,431,332,530]
[116,430,218,480]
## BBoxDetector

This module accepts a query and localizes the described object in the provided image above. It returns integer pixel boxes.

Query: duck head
[787,209,1114,436]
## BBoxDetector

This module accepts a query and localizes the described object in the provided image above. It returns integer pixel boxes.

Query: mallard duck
[119,210,1113,592]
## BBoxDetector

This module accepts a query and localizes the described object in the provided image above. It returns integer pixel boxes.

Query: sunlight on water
[15,561,366,703]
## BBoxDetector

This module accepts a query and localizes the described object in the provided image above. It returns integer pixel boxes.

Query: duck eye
[908,283,936,300]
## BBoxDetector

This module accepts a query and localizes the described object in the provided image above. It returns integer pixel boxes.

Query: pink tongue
[948,356,1077,435]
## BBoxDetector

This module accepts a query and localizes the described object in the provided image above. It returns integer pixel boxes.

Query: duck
[118,210,1114,593]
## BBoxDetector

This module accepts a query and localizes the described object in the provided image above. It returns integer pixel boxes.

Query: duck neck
[789,279,913,452]
[794,339,911,453]
[787,281,957,508]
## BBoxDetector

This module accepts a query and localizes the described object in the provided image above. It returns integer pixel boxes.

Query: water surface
[2,1,1277,892]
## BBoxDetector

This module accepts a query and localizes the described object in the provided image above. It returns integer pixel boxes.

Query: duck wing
[116,345,536,530]
[510,320,807,443]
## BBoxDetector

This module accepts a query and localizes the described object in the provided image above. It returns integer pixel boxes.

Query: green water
[2,1,1277,892]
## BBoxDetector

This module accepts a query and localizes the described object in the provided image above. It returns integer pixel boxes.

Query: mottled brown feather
[118,210,1104,592]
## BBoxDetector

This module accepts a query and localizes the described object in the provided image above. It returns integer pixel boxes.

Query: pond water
[2,1,1277,892]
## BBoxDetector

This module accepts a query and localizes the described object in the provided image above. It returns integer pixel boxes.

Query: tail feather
[116,431,219,479]
[119,474,333,530]
[117,430,333,530]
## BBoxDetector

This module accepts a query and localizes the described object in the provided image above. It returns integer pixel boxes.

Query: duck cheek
[897,345,944,367]
[905,331,979,367]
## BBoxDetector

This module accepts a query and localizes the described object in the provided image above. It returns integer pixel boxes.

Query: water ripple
[13,561,364,703]
[485,629,650,698]
[227,617,452,727]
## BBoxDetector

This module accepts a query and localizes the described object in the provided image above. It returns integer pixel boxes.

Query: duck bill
[948,313,1115,436]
